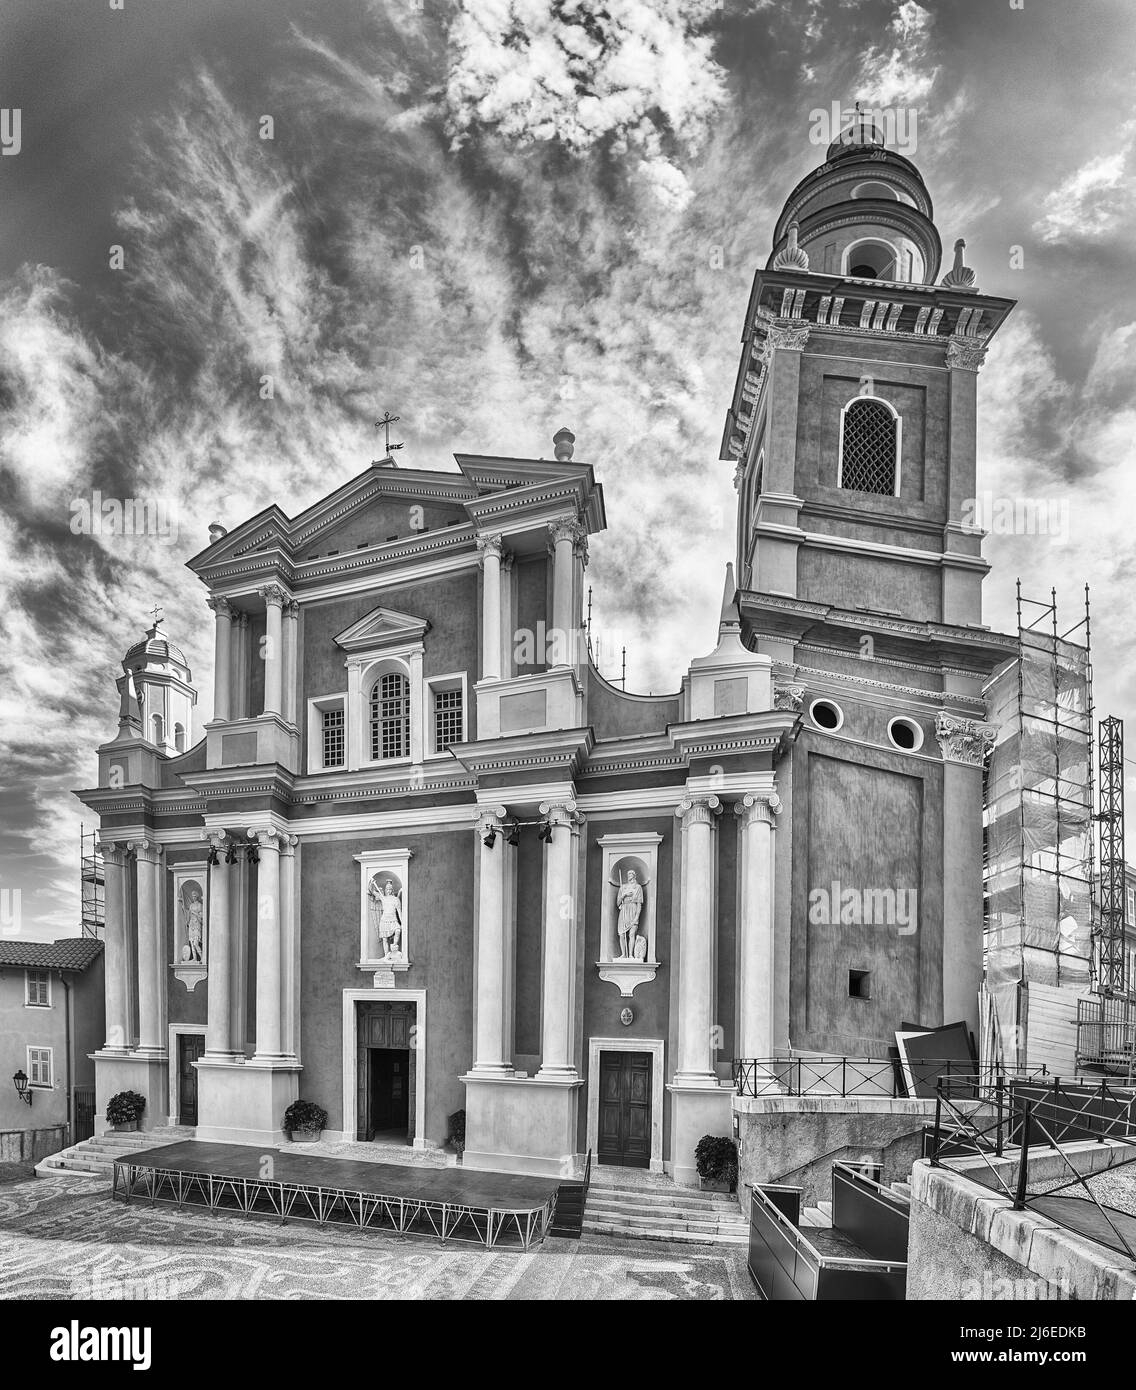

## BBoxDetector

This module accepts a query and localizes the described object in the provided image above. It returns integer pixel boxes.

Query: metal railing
[929,1077,1136,1262]
[1076,996,1136,1079]
[732,1056,1046,1100]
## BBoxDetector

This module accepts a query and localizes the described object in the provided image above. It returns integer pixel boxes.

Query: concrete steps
[36,1128,186,1180]
[800,1206,831,1228]
[583,1182,748,1246]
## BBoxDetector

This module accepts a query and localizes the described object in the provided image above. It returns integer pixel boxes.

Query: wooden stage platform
[111,1141,560,1248]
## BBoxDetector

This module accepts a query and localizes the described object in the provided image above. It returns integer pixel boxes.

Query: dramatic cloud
[1032,126,1136,245]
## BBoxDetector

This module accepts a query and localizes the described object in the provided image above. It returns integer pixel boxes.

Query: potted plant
[446,1108,466,1160]
[695,1134,738,1193]
[284,1100,327,1144]
[106,1091,146,1132]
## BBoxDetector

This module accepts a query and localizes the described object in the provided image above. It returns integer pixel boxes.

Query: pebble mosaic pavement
[0,1174,756,1301]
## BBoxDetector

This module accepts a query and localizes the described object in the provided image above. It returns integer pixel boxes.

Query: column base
[466,1063,516,1078]
[461,1073,583,1178]
[668,1082,734,1187]
[93,1052,169,1135]
[194,1057,302,1146]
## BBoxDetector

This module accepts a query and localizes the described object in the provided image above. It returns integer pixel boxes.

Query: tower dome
[766,111,942,285]
[117,611,196,756]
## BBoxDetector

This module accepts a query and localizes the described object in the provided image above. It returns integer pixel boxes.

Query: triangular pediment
[333,605,431,653]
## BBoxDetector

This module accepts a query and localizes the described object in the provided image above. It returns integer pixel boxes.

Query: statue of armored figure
[368,877,404,961]
[614,869,645,960]
[181,884,204,963]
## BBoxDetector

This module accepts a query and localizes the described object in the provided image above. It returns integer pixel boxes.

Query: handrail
[733,1056,1047,1099]
[748,1181,905,1272]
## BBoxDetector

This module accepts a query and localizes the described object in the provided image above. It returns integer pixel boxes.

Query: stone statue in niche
[368,876,404,961]
[179,880,205,963]
[613,868,646,959]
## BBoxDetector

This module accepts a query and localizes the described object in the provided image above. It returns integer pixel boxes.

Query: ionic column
[673,796,720,1083]
[547,519,584,666]
[735,793,780,1060]
[537,800,580,1077]
[129,839,166,1055]
[278,833,298,1059]
[97,839,131,1052]
[259,584,287,716]
[207,596,233,722]
[282,600,299,726]
[203,831,234,1058]
[477,535,504,681]
[250,828,284,1059]
[471,806,513,1074]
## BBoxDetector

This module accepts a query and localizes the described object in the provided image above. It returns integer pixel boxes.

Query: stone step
[586,1196,746,1229]
[587,1183,739,1209]
[890,1181,912,1198]
[585,1202,746,1234]
[817,1200,833,1217]
[583,1219,748,1246]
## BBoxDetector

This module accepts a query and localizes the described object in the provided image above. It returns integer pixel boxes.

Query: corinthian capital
[676,795,721,826]
[935,711,996,766]
[547,518,586,550]
[773,683,806,712]
[257,582,289,608]
[206,595,233,619]
[945,336,987,372]
[735,792,782,827]
[760,321,810,365]
[475,534,505,564]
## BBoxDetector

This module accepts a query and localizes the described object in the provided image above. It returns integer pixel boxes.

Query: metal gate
[74,1086,96,1143]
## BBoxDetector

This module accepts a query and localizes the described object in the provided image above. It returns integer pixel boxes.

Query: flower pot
[110,1121,139,1133]
[698,1175,732,1193]
[289,1129,323,1145]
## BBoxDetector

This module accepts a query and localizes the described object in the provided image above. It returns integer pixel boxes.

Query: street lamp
[12,1070,31,1105]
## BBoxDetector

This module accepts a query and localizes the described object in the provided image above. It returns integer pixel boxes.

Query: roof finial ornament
[553,426,575,462]
[772,220,810,272]
[372,411,404,468]
[941,238,977,289]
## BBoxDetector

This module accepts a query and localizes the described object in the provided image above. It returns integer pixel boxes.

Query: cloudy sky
[2,0,1135,939]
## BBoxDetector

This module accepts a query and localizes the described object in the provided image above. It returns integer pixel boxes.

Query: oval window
[810,699,843,732]
[887,716,923,752]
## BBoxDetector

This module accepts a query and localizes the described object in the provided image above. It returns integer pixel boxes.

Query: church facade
[78,119,1016,1183]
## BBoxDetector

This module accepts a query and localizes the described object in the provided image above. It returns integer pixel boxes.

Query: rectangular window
[1126,886,1135,925]
[25,970,50,1007]
[27,1047,53,1088]
[433,686,463,753]
[322,706,345,768]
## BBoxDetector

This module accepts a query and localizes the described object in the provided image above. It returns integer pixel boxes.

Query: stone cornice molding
[935,712,996,766]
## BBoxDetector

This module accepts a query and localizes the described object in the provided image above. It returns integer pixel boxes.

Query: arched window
[174,723,185,753]
[370,671,410,760]
[152,713,164,746]
[843,238,898,279]
[839,397,900,495]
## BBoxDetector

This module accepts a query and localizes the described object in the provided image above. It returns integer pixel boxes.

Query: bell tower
[720,116,1020,1055]
[120,612,196,757]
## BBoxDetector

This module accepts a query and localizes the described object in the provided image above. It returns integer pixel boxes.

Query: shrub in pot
[106,1091,146,1131]
[695,1134,738,1192]
[284,1100,327,1143]
[446,1108,466,1157]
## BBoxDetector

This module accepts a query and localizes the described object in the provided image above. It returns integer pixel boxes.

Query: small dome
[123,619,189,671]
[826,108,887,162]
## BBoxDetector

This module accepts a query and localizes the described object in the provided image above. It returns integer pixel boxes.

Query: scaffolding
[982,586,1094,1069]
[80,823,104,939]
[1097,716,1127,998]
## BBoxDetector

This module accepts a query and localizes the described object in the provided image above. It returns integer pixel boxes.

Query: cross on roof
[374,411,404,463]
[149,604,164,627]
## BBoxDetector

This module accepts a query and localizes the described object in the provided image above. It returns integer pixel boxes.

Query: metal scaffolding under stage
[111,1142,558,1250]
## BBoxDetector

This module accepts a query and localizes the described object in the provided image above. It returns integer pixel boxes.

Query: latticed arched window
[839,398,899,495]
[370,672,410,760]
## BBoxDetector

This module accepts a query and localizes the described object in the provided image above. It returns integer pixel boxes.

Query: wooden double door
[356,1002,415,1142]
[597,1051,651,1168]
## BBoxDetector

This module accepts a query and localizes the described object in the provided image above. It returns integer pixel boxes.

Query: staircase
[798,1177,913,1230]
[583,1170,748,1245]
[35,1127,193,1181]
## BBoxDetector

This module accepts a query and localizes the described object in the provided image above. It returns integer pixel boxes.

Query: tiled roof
[0,937,104,972]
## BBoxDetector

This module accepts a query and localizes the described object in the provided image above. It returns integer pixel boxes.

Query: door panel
[596,1052,651,1168]
[178,1034,204,1126]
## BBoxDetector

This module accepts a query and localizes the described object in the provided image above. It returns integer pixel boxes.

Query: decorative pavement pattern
[0,1176,755,1300]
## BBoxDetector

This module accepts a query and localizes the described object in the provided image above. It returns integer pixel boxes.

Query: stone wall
[0,1125,68,1163]
[907,1143,1136,1300]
